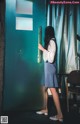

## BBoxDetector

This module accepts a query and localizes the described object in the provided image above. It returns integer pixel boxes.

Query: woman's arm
[38,44,45,52]
[38,40,56,63]
[46,40,56,63]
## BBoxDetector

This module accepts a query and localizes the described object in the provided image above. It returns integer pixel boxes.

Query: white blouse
[43,39,56,63]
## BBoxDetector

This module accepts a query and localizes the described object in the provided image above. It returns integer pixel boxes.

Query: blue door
[3,0,46,111]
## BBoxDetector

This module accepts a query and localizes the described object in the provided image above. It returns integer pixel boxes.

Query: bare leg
[50,88,63,119]
[36,86,48,115]
[41,86,48,112]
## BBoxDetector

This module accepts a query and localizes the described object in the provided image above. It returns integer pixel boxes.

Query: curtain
[47,4,80,74]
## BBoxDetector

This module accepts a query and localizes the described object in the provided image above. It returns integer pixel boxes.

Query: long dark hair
[44,26,55,49]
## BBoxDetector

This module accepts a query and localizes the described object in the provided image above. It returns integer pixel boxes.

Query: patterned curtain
[46,4,80,73]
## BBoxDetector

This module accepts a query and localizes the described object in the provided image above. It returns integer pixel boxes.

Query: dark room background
[0,0,80,112]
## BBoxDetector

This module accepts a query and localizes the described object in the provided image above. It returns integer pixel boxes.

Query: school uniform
[42,38,58,88]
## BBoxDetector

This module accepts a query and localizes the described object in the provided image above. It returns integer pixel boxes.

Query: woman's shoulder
[50,38,56,44]
[51,38,56,41]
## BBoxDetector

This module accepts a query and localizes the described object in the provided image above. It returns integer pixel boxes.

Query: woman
[36,26,63,122]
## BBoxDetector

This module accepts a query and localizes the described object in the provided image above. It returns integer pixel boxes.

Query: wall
[0,0,5,113]
[3,0,46,111]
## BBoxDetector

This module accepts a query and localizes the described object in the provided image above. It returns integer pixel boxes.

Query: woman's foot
[36,109,48,115]
[50,114,63,122]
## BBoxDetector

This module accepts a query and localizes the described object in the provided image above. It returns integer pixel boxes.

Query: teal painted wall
[3,0,46,111]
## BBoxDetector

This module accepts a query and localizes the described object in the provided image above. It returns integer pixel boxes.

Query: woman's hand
[38,43,44,52]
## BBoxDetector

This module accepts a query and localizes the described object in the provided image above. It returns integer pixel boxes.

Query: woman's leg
[50,88,63,118]
[42,87,48,111]
[36,87,48,114]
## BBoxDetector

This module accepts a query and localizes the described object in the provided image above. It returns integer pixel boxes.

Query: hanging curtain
[66,5,77,73]
[76,5,80,70]
[46,3,80,73]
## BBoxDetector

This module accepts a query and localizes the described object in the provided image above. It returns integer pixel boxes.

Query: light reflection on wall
[16,17,33,30]
[16,0,33,14]
[16,0,33,30]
